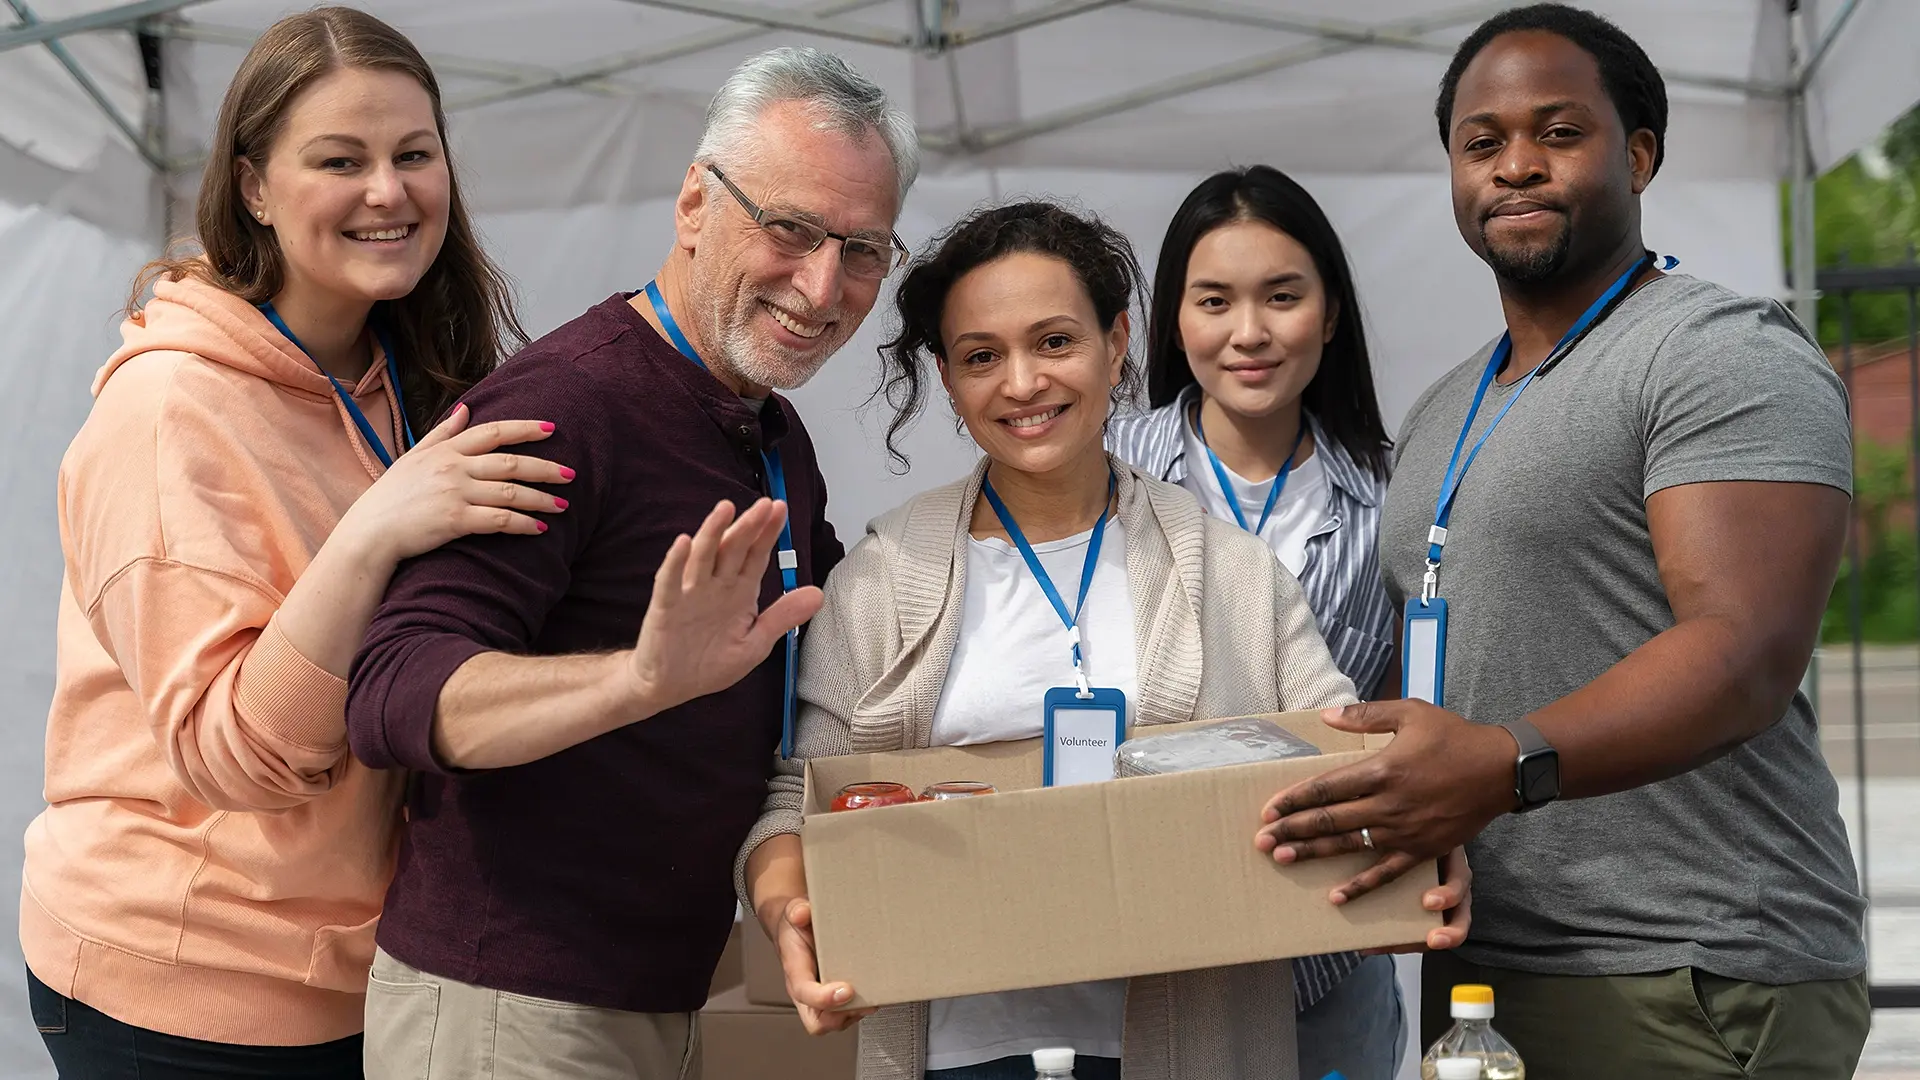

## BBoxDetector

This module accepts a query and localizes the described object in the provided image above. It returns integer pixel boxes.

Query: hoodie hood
[100,273,381,400]
[100,272,403,480]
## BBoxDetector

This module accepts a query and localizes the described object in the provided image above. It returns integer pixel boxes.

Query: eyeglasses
[706,164,907,281]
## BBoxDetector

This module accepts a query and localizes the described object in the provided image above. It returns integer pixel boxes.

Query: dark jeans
[927,1055,1121,1080]
[1422,951,1871,1080]
[28,968,363,1079]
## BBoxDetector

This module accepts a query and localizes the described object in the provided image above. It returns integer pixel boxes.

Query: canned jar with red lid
[831,781,917,812]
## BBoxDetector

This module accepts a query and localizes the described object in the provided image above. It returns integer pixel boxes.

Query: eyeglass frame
[704,163,908,279]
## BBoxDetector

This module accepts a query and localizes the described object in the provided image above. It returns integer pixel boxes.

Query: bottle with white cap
[1032,1047,1076,1079]
[1419,984,1524,1079]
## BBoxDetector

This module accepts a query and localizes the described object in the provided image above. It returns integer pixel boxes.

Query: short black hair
[1144,166,1391,478]
[875,201,1145,469]
[1434,3,1667,176]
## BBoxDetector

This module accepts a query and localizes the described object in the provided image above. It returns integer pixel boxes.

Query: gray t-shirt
[1380,274,1865,984]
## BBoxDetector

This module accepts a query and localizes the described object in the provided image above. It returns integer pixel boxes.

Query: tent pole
[1786,0,1818,336]
[138,21,170,249]
[449,0,890,112]
[1785,0,1820,722]
[0,0,206,54]
[1788,87,1817,333]
[4,0,166,171]
[609,0,909,48]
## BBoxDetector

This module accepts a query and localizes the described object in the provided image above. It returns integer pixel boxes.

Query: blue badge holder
[1042,685,1127,787]
[779,628,798,759]
[1401,596,1448,708]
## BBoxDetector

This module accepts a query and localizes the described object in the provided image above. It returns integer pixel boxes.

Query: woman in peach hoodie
[20,9,569,1076]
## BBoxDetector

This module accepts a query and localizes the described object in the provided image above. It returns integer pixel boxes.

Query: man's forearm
[432,649,663,769]
[1528,613,1804,801]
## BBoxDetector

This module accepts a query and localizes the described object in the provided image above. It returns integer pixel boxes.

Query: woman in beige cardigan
[738,202,1468,1080]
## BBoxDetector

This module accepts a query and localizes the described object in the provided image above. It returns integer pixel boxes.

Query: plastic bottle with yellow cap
[1419,984,1525,1079]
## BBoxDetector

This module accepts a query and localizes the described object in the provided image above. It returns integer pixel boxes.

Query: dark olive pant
[1422,951,1870,1079]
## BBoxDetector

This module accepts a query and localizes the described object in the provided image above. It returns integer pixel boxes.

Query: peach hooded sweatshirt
[21,274,410,1045]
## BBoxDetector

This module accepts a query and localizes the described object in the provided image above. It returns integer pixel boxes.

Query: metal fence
[1817,255,1920,1011]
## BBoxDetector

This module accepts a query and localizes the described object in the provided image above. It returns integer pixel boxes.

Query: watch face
[1519,752,1561,804]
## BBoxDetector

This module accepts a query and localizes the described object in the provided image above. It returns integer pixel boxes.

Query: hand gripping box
[799,710,1440,1009]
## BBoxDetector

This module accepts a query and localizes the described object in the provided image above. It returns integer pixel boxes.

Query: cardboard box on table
[801,710,1440,1010]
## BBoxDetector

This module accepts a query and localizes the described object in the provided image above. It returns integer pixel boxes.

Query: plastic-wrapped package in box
[1113,717,1322,778]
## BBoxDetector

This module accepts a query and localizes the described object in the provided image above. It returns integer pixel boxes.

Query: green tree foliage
[1793,107,1920,641]
[1784,106,1920,346]
[1823,438,1917,644]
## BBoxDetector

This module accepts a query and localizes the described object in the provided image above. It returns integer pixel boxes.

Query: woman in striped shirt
[1107,165,1406,1080]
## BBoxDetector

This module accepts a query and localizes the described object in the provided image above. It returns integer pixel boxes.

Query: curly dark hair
[1434,3,1668,177]
[876,200,1145,469]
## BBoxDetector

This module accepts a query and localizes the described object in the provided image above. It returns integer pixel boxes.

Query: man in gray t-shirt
[1254,6,1869,1076]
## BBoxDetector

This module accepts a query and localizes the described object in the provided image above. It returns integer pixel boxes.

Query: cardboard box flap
[801,709,1366,818]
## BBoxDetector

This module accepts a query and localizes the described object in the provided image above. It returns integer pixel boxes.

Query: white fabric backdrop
[0,202,154,1079]
[4,1,1916,240]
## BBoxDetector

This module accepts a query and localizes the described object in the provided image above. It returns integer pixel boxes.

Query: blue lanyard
[1194,406,1308,535]
[645,280,802,752]
[1421,254,1665,602]
[259,302,413,469]
[981,470,1115,694]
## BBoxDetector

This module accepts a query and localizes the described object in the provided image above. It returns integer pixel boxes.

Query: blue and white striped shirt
[1107,385,1396,1011]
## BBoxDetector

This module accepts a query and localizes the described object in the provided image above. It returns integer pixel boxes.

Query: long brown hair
[132,6,525,430]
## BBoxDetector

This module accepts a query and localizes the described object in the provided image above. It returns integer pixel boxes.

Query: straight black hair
[1144,165,1391,477]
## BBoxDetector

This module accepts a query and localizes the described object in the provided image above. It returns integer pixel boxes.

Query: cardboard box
[698,986,854,1080]
[708,918,743,998]
[801,710,1439,1009]
[741,917,792,1006]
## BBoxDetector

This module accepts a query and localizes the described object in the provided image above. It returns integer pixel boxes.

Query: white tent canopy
[2,0,1915,508]
[1,4,1918,1076]
[3,1,1918,237]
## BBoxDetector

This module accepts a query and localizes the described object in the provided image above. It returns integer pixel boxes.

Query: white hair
[695,46,920,207]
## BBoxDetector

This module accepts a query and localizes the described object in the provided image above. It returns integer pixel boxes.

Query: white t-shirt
[1178,408,1334,575]
[924,517,1135,1070]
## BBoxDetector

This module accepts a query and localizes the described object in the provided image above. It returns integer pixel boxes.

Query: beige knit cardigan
[736,456,1359,1080]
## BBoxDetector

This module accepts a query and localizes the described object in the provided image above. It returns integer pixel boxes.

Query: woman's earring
[255,210,266,222]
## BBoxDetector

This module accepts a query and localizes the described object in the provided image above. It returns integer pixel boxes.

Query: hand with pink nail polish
[338,402,575,566]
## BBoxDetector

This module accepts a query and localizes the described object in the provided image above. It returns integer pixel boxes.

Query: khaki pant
[1422,951,1870,1080]
[364,947,700,1080]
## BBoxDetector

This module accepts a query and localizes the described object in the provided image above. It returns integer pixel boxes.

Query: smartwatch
[1498,718,1560,812]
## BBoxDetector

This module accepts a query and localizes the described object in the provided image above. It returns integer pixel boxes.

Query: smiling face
[678,99,901,391]
[938,251,1128,481]
[239,65,449,309]
[1446,30,1655,284]
[1177,219,1334,422]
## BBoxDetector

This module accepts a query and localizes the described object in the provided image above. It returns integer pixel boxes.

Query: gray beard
[718,318,833,391]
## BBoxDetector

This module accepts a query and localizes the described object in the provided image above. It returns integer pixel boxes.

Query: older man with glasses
[344,47,918,1080]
